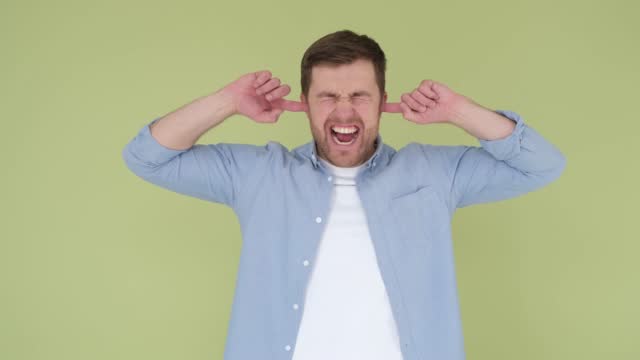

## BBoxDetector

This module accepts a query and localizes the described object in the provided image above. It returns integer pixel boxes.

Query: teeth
[331,126,358,134]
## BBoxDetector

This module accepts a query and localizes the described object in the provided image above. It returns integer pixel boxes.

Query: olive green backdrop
[2,0,638,359]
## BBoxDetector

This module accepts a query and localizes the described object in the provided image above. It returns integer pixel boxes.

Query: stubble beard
[312,127,377,167]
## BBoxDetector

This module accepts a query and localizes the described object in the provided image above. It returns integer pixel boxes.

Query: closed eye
[317,95,371,102]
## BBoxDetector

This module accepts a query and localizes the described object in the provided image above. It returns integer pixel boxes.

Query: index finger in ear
[382,102,402,113]
[271,99,309,112]
[275,99,308,112]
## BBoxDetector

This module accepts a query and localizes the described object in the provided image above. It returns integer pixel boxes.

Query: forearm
[149,88,236,150]
[448,98,516,141]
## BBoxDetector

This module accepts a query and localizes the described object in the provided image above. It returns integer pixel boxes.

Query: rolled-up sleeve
[121,117,273,207]
[443,110,567,209]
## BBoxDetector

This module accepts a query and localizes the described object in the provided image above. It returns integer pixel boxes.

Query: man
[122,30,566,360]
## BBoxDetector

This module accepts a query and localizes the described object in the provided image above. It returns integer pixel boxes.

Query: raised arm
[121,70,306,207]
[383,79,566,209]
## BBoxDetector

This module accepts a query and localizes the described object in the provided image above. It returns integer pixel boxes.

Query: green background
[2,0,638,359]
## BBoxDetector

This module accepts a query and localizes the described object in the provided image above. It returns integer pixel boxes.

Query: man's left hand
[382,80,472,124]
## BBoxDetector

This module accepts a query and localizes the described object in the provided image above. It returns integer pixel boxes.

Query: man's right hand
[222,70,308,123]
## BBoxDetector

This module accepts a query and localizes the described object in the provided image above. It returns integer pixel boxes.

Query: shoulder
[390,142,472,189]
[196,141,290,158]
[394,142,471,163]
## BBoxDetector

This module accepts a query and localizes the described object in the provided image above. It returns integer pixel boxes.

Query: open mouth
[330,125,360,145]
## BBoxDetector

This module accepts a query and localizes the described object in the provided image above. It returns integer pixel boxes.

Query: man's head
[300,30,387,167]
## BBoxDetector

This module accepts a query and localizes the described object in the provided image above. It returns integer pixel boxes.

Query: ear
[300,93,310,116]
[380,91,388,110]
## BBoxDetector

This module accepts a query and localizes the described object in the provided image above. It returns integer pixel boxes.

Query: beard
[310,119,378,167]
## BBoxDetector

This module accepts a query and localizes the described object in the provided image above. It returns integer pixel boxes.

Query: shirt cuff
[126,117,189,166]
[477,109,526,161]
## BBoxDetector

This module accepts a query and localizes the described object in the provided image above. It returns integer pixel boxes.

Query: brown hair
[300,29,387,98]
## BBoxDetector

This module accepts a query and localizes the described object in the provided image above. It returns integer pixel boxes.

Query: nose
[331,97,356,120]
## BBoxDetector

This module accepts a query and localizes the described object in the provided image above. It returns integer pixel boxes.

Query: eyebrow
[315,90,373,98]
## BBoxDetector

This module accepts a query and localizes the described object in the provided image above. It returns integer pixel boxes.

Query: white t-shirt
[291,158,404,360]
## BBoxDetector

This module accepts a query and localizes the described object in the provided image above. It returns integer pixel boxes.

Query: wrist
[210,87,238,120]
[447,97,488,126]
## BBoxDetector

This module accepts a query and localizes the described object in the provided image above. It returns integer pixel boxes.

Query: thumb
[268,108,285,122]
[254,108,283,123]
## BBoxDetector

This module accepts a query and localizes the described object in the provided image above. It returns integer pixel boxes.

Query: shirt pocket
[387,186,448,249]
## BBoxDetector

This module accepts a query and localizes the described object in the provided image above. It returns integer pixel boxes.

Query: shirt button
[327,176,332,182]
[315,216,322,223]
[293,303,299,310]
[285,345,291,351]
[303,260,310,267]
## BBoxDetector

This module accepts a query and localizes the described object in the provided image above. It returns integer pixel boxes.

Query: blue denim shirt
[122,110,566,360]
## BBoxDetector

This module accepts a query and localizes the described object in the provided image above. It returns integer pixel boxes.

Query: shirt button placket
[291,217,318,354]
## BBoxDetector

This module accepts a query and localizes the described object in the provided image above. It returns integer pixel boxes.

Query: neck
[314,138,379,168]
